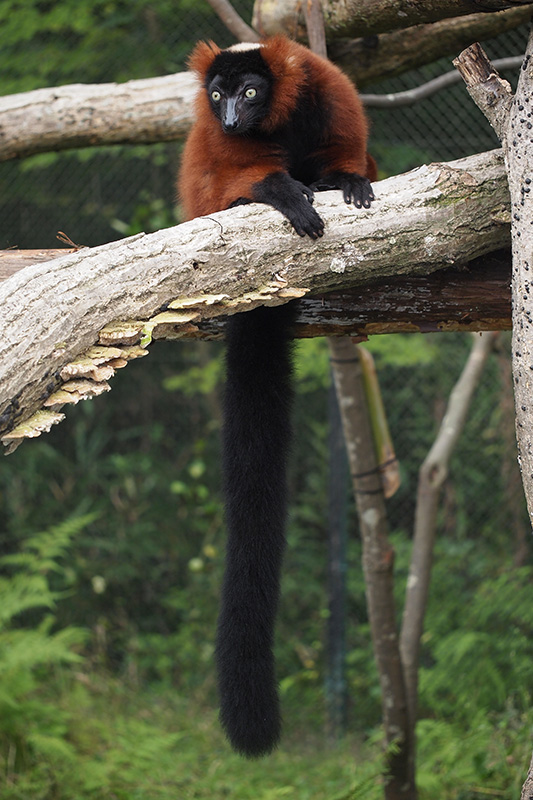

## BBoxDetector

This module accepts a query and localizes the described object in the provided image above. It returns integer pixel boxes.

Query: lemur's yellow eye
[211,90,221,102]
[245,88,257,99]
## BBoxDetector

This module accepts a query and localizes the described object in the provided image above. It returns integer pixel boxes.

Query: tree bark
[330,8,531,87]
[0,72,199,161]
[505,34,533,529]
[520,752,533,799]
[454,38,533,522]
[329,337,414,800]
[362,56,523,108]
[325,382,349,744]
[205,0,260,42]
[0,149,510,448]
[252,0,533,39]
[0,247,514,332]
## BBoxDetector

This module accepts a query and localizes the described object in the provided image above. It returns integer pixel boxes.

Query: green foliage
[416,708,533,800]
[294,338,332,392]
[0,518,90,781]
[363,334,439,370]
[0,0,221,93]
[0,670,386,800]
[163,344,224,396]
[419,563,533,722]
[369,142,434,178]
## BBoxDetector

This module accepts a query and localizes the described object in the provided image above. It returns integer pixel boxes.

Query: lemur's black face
[207,71,271,135]
[205,49,272,135]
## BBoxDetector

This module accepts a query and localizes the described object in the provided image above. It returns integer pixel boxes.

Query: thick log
[0,249,511,336]
[252,0,533,38]
[298,252,511,338]
[0,72,198,161]
[330,8,531,86]
[0,149,510,447]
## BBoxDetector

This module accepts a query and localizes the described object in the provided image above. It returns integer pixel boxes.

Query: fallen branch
[0,148,509,448]
[0,72,198,161]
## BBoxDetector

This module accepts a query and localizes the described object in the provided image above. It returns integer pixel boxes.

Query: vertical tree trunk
[521,752,533,800]
[325,383,349,743]
[304,4,414,793]
[496,344,530,566]
[329,337,415,800]
[454,35,533,525]
[506,33,533,528]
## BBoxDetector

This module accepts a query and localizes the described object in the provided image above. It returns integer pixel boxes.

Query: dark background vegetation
[0,2,532,798]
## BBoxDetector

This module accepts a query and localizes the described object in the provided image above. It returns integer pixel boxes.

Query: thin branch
[361,56,523,108]
[399,331,498,725]
[205,0,260,42]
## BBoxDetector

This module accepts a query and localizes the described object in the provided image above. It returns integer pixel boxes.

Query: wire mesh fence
[0,7,528,248]
[0,4,528,542]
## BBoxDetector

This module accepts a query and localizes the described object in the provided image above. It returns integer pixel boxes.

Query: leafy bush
[0,517,90,783]
[416,709,533,800]
[419,557,533,722]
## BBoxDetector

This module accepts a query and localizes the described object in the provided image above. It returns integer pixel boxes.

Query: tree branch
[252,0,532,40]
[330,7,531,86]
[453,42,514,138]
[1,7,528,163]
[2,246,512,333]
[0,149,510,449]
[205,0,260,42]
[363,56,522,108]
[0,72,199,161]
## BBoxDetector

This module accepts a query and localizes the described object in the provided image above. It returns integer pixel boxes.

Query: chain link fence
[0,5,529,540]
[0,9,528,248]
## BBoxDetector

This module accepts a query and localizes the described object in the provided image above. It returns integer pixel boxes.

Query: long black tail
[215,302,296,758]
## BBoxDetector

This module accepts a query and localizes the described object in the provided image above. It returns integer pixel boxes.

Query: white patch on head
[226,42,263,53]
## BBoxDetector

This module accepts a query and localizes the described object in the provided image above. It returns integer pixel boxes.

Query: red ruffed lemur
[178,35,376,758]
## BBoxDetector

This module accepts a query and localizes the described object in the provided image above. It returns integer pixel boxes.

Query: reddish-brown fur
[178,36,374,221]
